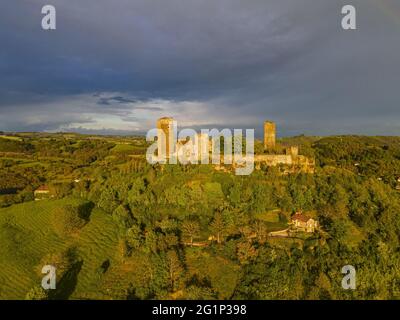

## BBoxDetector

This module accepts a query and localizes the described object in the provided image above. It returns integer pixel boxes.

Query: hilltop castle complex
[154,117,315,173]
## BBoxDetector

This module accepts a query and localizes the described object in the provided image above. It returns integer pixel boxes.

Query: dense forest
[0,133,399,300]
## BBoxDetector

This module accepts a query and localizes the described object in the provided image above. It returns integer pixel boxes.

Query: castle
[154,117,315,173]
[253,120,315,173]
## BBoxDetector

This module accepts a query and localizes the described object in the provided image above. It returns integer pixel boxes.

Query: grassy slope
[185,248,240,299]
[0,198,119,299]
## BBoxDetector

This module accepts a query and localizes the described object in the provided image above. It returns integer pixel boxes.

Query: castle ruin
[154,117,314,173]
[255,121,314,173]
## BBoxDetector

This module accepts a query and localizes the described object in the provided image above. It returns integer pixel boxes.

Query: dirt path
[183,242,209,247]
[184,228,293,246]
[268,228,290,237]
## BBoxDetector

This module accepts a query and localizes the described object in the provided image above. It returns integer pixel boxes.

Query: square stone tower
[264,121,276,150]
[157,117,175,159]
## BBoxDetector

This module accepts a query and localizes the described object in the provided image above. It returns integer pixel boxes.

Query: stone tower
[264,121,276,150]
[156,117,175,159]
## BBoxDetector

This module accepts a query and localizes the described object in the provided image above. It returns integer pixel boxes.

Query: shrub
[25,286,49,300]
[52,204,87,236]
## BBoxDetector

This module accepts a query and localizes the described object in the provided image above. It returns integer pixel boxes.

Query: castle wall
[254,154,293,166]
[253,154,315,173]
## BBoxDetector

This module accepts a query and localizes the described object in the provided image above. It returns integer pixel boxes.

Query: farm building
[34,185,51,200]
[290,212,318,233]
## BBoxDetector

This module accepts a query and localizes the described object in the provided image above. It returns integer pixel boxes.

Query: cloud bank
[0,0,399,136]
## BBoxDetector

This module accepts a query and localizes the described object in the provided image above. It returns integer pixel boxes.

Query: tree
[253,221,268,244]
[37,248,77,279]
[185,285,217,300]
[228,183,242,207]
[327,218,348,242]
[25,286,49,300]
[165,251,184,292]
[210,212,226,244]
[52,204,86,236]
[126,225,143,250]
[98,188,119,213]
[113,205,134,228]
[236,241,258,265]
[181,220,200,246]
[49,182,73,199]
[307,272,335,300]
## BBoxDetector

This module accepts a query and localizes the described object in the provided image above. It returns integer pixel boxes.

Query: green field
[0,135,23,141]
[255,209,288,231]
[111,144,136,153]
[254,209,281,223]
[0,198,120,299]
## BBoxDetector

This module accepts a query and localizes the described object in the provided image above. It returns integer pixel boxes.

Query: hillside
[0,198,119,299]
[0,133,400,300]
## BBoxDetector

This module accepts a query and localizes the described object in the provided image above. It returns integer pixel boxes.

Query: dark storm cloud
[98,96,139,106]
[96,95,161,111]
[0,0,399,135]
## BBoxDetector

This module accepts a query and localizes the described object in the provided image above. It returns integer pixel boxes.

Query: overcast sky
[0,0,399,136]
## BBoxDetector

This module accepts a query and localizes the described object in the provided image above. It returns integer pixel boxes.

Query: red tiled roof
[35,185,49,191]
[291,212,312,223]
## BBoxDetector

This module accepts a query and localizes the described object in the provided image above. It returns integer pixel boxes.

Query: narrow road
[268,228,289,237]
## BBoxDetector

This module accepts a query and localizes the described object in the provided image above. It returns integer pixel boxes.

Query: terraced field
[0,198,120,299]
